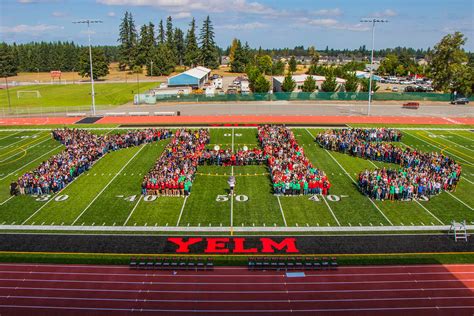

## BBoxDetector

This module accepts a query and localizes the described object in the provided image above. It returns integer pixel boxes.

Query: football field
[0,126,473,233]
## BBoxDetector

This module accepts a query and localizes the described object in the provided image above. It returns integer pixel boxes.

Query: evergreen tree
[158,20,165,44]
[359,78,379,93]
[137,23,156,72]
[0,43,18,77]
[343,72,359,92]
[320,71,339,92]
[281,72,296,92]
[184,18,200,67]
[199,16,219,69]
[272,60,285,75]
[229,39,248,73]
[117,11,138,70]
[150,44,175,76]
[289,56,297,72]
[301,75,317,92]
[308,46,320,65]
[253,73,270,93]
[174,28,185,66]
[78,47,109,80]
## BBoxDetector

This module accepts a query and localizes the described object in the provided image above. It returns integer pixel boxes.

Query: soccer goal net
[17,90,41,98]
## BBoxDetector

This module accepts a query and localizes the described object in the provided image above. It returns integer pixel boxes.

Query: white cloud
[173,12,191,19]
[372,9,397,18]
[0,24,64,35]
[107,11,116,17]
[220,22,269,30]
[17,0,36,3]
[307,18,339,27]
[311,8,342,17]
[97,0,278,15]
[296,18,370,32]
[52,11,66,17]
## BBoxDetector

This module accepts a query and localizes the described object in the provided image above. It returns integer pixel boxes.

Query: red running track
[0,263,472,315]
[1,115,474,126]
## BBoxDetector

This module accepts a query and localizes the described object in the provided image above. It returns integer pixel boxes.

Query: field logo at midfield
[167,237,299,253]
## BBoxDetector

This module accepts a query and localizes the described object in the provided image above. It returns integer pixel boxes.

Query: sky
[0,0,473,51]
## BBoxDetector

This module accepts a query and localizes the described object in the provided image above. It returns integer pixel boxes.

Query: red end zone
[1,115,473,126]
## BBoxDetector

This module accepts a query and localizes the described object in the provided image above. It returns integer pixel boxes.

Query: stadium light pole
[360,18,388,116]
[73,19,103,116]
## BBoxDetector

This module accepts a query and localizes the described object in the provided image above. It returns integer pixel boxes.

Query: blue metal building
[168,66,211,88]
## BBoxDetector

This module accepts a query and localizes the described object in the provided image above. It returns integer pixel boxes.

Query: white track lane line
[122,195,143,226]
[305,129,393,226]
[0,277,473,286]
[71,145,146,225]
[1,304,473,314]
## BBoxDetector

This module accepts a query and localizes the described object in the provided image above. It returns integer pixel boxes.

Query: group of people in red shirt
[143,129,210,196]
[258,125,330,196]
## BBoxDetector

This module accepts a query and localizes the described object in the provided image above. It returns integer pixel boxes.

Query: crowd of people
[316,128,462,200]
[199,148,266,166]
[142,129,210,197]
[13,128,171,196]
[258,125,331,196]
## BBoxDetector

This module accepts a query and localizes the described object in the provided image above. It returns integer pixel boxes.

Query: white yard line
[71,145,146,225]
[449,131,474,143]
[435,133,474,152]
[414,200,445,225]
[276,195,287,227]
[0,131,20,141]
[404,131,474,167]
[175,196,189,226]
[322,194,341,226]
[305,129,393,226]
[122,195,143,226]
[0,131,42,149]
[0,196,14,206]
[445,191,474,211]
[0,136,51,163]
[0,145,63,182]
[368,159,379,168]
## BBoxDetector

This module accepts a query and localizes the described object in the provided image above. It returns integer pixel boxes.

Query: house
[167,66,211,88]
[272,74,346,92]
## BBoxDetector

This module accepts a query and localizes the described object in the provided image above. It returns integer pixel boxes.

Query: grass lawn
[0,82,158,109]
[0,126,473,234]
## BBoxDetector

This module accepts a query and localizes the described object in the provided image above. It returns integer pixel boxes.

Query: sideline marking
[71,145,147,225]
[322,194,341,226]
[305,129,393,226]
[276,195,288,227]
[414,200,444,225]
[122,195,143,226]
[176,196,189,227]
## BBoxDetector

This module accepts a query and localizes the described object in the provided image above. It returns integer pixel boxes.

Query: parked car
[451,98,470,105]
[392,86,399,92]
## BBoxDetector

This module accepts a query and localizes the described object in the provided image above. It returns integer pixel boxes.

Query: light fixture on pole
[360,18,388,116]
[73,19,103,116]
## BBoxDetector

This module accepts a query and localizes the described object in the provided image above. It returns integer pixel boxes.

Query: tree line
[117,12,219,75]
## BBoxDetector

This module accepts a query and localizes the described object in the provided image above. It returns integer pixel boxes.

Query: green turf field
[0,82,158,109]
[0,126,473,233]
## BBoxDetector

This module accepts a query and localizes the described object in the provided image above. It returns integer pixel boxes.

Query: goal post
[16,91,41,99]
